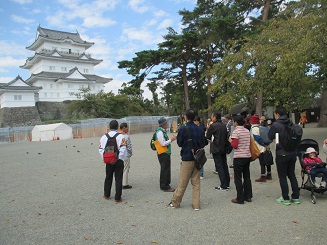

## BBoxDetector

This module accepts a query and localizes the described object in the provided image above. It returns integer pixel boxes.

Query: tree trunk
[255,0,271,116]
[181,65,190,110]
[317,88,327,127]
[207,75,212,117]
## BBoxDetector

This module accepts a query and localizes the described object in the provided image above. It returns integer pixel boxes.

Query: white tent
[32,123,73,141]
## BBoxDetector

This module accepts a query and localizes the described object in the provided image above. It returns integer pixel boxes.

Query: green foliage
[68,89,148,118]
[210,0,326,112]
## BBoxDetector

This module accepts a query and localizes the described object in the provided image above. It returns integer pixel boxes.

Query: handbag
[194,148,207,170]
[185,127,207,170]
[250,136,260,161]
[263,149,274,166]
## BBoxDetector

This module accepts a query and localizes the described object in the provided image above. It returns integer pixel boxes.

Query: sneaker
[167,202,175,208]
[266,174,272,180]
[213,170,218,174]
[200,176,204,180]
[215,186,228,191]
[229,164,234,168]
[291,198,301,204]
[194,208,200,211]
[276,196,291,206]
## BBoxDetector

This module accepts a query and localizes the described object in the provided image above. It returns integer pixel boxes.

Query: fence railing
[0,116,179,143]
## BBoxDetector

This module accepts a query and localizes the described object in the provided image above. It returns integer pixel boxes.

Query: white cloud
[32,8,41,14]
[11,0,33,4]
[11,14,34,24]
[0,41,29,56]
[122,27,159,46]
[0,56,26,70]
[153,10,168,18]
[82,16,116,28]
[157,19,173,30]
[0,77,14,83]
[128,0,150,13]
[103,76,153,100]
[49,0,119,29]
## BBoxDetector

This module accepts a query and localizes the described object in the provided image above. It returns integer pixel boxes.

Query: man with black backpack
[99,120,127,202]
[268,106,302,206]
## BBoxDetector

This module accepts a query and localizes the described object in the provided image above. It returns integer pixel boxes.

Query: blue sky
[0,0,197,99]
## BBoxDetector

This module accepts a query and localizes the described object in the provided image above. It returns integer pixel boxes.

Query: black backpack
[150,132,157,151]
[282,122,303,151]
[103,133,120,164]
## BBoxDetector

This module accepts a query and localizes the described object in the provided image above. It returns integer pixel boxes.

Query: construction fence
[0,116,179,143]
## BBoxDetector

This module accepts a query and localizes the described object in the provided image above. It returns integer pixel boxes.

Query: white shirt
[99,130,127,161]
[157,129,171,146]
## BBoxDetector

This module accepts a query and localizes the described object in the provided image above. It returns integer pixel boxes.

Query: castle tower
[20,26,112,102]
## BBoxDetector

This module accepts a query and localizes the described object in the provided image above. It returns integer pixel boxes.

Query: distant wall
[36,101,70,121]
[0,107,41,127]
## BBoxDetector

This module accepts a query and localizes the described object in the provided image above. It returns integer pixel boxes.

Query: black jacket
[268,115,295,155]
[206,120,228,154]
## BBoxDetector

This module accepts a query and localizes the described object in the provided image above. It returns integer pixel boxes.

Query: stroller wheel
[311,194,316,204]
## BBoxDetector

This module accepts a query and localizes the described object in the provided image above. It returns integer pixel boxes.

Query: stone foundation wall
[36,101,71,121]
[0,107,41,127]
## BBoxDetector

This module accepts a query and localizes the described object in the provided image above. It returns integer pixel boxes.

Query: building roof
[26,68,112,85]
[20,49,102,69]
[26,26,94,51]
[0,76,41,94]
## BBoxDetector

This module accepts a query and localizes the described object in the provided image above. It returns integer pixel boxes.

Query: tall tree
[210,0,326,122]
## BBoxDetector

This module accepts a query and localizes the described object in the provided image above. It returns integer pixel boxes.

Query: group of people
[98,106,327,209]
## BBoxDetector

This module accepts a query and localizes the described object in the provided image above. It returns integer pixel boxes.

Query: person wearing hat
[250,115,272,182]
[303,147,327,188]
[155,117,177,192]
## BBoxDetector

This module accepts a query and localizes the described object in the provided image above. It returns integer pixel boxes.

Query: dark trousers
[310,167,327,182]
[233,157,252,203]
[158,153,171,190]
[276,154,299,200]
[104,159,124,200]
[259,153,271,175]
[213,153,230,189]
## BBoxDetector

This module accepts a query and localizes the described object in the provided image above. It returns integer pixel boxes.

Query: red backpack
[103,133,120,164]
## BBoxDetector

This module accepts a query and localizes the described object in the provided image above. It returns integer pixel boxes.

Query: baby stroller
[297,139,327,204]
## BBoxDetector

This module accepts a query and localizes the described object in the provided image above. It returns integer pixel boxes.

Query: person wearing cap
[250,115,272,182]
[303,147,327,188]
[155,117,177,192]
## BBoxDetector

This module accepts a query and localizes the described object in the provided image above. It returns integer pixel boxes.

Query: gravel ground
[1,123,327,245]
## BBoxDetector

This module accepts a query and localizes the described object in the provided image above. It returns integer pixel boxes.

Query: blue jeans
[276,153,299,200]
[200,167,204,177]
[212,153,230,189]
